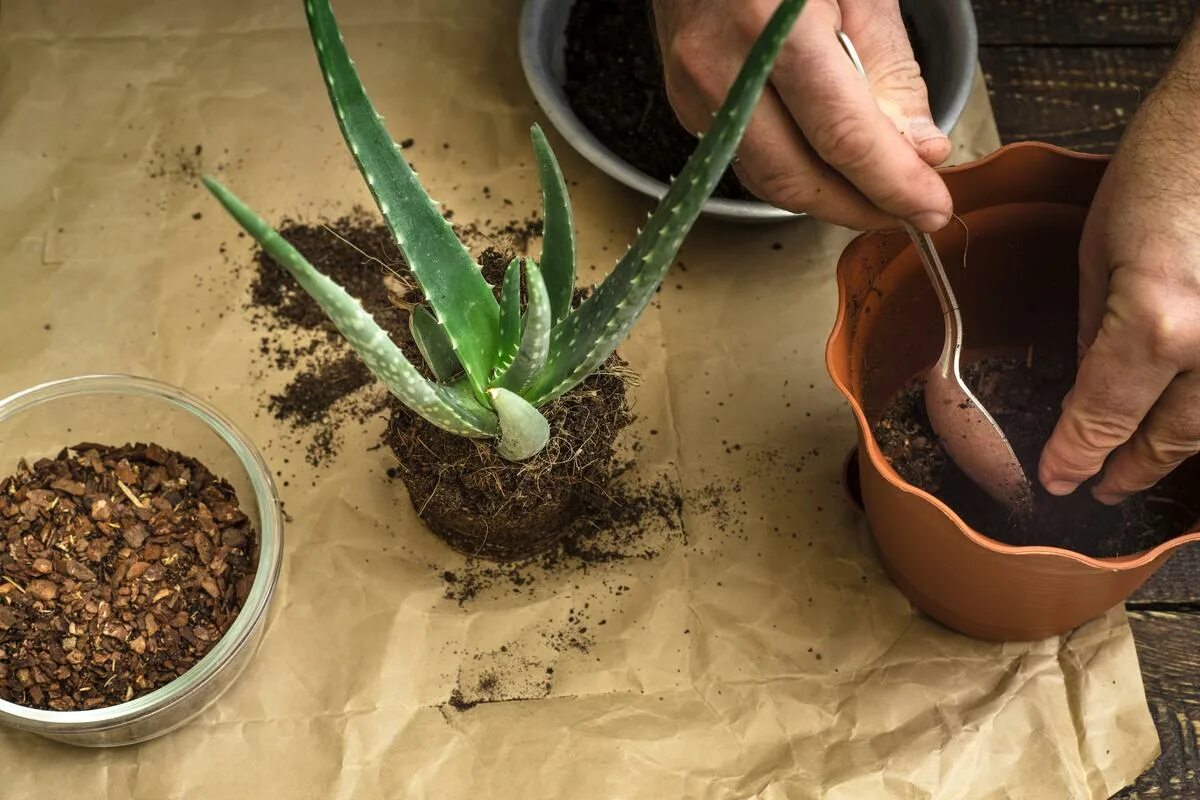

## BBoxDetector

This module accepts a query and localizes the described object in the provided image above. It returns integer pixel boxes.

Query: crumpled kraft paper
[0,1,1158,797]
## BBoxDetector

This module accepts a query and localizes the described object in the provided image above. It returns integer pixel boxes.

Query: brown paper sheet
[0,1,1158,797]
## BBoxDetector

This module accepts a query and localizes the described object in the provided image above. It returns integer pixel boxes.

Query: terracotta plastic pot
[826,142,1200,641]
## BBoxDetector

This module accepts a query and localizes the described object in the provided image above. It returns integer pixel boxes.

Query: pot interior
[845,200,1200,502]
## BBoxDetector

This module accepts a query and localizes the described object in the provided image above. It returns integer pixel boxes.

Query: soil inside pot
[873,353,1200,558]
[0,443,258,711]
[562,0,929,203]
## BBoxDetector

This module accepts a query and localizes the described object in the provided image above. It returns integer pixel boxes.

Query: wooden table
[973,2,1199,796]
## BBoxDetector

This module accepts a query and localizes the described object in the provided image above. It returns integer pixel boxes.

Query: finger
[1038,324,1177,495]
[662,40,897,228]
[839,1,952,167]
[731,88,902,228]
[1092,370,1200,503]
[771,4,953,231]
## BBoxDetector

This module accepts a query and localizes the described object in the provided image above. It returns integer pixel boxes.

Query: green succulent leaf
[495,257,523,376]
[409,304,462,383]
[524,0,808,404]
[530,125,576,324]
[493,259,552,394]
[489,387,551,461]
[204,176,498,437]
[304,0,499,398]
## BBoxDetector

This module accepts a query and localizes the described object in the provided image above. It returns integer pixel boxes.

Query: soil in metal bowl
[873,353,1200,558]
[0,443,258,711]
[563,0,751,201]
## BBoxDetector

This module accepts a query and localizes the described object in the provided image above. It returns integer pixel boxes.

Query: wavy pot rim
[825,140,1200,572]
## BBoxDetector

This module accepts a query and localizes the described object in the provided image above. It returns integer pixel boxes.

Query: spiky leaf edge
[493,259,552,393]
[523,0,808,404]
[530,125,576,325]
[204,176,498,437]
[409,304,463,383]
[304,0,500,399]
[495,258,523,376]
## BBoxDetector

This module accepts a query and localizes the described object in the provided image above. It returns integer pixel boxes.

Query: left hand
[1039,76,1200,503]
[651,0,953,231]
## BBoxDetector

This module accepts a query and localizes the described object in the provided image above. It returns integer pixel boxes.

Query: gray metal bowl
[519,0,979,224]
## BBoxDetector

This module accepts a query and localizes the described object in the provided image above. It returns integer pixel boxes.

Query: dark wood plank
[978,45,1174,152]
[973,0,1196,46]
[1131,545,1200,605]
[1114,610,1200,798]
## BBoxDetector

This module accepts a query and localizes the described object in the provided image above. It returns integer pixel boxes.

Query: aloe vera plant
[206,0,807,460]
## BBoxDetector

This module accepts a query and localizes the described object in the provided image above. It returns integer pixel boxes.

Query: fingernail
[911,211,949,232]
[1043,480,1078,497]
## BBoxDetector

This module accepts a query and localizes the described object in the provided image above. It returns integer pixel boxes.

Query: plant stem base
[384,367,630,562]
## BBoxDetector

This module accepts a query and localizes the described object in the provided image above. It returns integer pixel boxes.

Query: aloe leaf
[489,388,551,461]
[304,0,500,397]
[409,304,462,383]
[204,176,498,437]
[523,0,808,404]
[530,125,576,324]
[493,259,552,394]
[495,258,522,376]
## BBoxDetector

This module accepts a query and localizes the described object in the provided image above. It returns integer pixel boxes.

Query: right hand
[1038,75,1200,504]
[652,0,953,231]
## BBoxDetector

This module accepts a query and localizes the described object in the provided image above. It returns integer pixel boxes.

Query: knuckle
[810,113,877,171]
[1141,430,1198,469]
[871,58,926,94]
[1111,273,1196,364]
[750,173,816,212]
[729,1,777,42]
[664,36,704,84]
[665,37,726,110]
[731,4,773,42]
[1144,310,1188,363]
[1063,411,1131,458]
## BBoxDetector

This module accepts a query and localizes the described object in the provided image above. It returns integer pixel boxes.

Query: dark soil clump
[249,213,414,340]
[0,443,258,710]
[564,0,750,200]
[386,365,633,561]
[874,354,1199,558]
[437,471,685,604]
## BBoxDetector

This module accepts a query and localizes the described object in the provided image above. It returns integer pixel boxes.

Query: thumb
[844,6,951,167]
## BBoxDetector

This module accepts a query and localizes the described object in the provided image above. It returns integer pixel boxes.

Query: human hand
[651,0,952,231]
[1039,78,1200,503]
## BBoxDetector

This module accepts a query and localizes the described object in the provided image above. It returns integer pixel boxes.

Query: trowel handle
[905,225,963,378]
[836,30,963,378]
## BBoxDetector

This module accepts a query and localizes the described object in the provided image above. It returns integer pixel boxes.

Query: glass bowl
[0,375,283,746]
